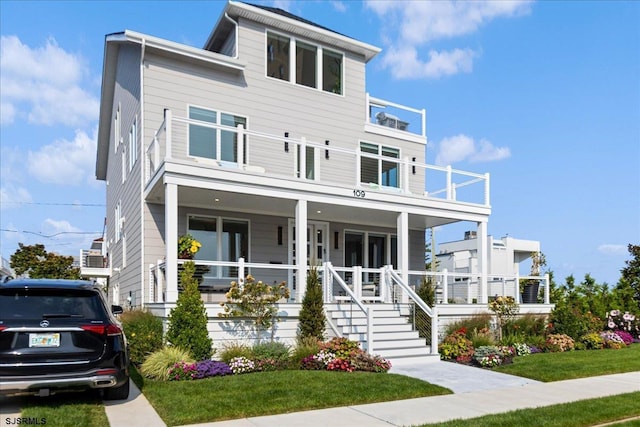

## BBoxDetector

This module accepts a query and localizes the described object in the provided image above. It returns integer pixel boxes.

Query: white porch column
[397,211,409,303]
[295,200,308,302]
[165,182,178,303]
[477,221,488,304]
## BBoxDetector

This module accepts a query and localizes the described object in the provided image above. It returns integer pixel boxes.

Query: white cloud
[331,1,347,13]
[381,46,477,79]
[0,35,98,127]
[0,184,33,210]
[365,0,533,79]
[27,128,98,185]
[435,134,511,165]
[598,244,627,255]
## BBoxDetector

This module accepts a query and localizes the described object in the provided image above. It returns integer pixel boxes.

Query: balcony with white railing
[79,249,110,278]
[145,99,490,208]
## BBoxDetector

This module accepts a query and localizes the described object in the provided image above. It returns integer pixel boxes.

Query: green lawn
[494,343,640,381]
[15,392,109,427]
[420,392,640,427]
[133,368,451,426]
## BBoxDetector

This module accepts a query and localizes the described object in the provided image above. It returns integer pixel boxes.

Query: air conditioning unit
[375,112,409,131]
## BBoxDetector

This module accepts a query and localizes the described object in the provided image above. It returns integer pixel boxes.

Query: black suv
[0,279,130,400]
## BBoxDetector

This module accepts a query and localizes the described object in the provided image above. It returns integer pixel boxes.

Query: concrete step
[346,330,420,341]
[342,323,413,333]
[374,346,432,358]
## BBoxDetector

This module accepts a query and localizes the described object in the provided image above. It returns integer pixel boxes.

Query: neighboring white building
[93,1,551,359]
[436,231,544,304]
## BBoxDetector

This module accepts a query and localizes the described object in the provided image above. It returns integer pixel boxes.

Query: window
[323,49,342,94]
[344,231,397,283]
[188,216,249,278]
[266,31,343,95]
[115,202,121,242]
[188,106,247,164]
[267,32,290,81]
[121,147,126,183]
[360,142,400,188]
[128,118,137,171]
[296,41,317,88]
[114,106,120,153]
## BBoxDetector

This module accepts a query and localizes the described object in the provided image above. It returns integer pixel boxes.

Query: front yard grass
[132,367,451,426]
[17,392,109,427]
[420,391,640,427]
[494,343,640,381]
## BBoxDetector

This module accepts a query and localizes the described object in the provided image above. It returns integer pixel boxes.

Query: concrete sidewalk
[100,362,639,427]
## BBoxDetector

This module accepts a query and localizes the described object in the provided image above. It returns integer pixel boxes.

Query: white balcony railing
[145,103,490,207]
[148,258,549,305]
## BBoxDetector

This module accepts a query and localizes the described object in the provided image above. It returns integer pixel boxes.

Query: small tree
[297,267,326,342]
[488,296,519,342]
[220,275,289,342]
[166,261,213,361]
[10,243,80,279]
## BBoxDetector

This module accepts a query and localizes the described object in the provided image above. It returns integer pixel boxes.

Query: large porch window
[188,215,249,278]
[344,231,397,282]
[360,142,400,188]
[188,106,247,164]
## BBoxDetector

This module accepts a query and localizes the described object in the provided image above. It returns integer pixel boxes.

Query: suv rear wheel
[103,379,130,400]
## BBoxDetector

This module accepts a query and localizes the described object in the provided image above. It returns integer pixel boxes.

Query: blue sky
[1,0,638,285]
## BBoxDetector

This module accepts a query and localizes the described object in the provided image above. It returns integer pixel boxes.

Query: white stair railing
[386,266,439,355]
[323,262,374,353]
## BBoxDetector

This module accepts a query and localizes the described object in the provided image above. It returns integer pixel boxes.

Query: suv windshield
[0,289,106,320]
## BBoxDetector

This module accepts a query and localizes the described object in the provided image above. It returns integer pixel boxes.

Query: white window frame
[114,105,121,153]
[115,201,122,242]
[186,214,251,279]
[265,30,344,96]
[128,117,137,171]
[187,105,248,165]
[359,141,401,189]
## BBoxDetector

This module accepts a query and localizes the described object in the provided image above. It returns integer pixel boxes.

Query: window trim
[186,104,249,165]
[186,214,251,279]
[343,229,398,269]
[359,141,401,189]
[128,117,138,171]
[265,30,344,96]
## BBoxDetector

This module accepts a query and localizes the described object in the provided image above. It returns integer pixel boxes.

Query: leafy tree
[220,275,289,342]
[10,243,80,279]
[297,267,326,342]
[615,244,640,312]
[166,261,213,361]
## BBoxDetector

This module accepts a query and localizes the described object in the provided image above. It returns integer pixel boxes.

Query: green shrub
[219,342,253,363]
[140,347,194,380]
[445,313,492,338]
[252,341,290,362]
[318,337,363,360]
[166,261,213,361]
[549,304,602,340]
[545,333,575,352]
[290,336,321,368]
[297,267,326,342]
[120,309,164,365]
[470,327,495,348]
[580,332,604,350]
[438,329,474,362]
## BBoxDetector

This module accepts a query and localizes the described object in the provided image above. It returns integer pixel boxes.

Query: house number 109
[353,189,366,198]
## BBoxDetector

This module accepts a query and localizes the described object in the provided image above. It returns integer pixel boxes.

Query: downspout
[139,38,146,307]
[223,13,239,59]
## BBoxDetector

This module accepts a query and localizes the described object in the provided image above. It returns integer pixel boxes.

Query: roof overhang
[204,1,381,62]
[95,30,246,180]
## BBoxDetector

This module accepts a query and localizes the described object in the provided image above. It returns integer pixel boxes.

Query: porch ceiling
[147,185,461,230]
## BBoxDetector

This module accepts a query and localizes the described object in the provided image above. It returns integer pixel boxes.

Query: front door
[288,220,329,298]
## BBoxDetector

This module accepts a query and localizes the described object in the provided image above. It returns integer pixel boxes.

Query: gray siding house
[94,1,550,361]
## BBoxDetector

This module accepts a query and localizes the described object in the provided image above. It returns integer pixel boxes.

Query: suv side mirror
[111,305,124,315]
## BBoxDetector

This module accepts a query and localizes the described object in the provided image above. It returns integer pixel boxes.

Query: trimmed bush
[439,328,474,362]
[120,309,164,365]
[545,333,575,352]
[297,267,326,342]
[252,341,290,362]
[219,342,253,363]
[140,347,194,380]
[579,332,604,350]
[166,261,213,361]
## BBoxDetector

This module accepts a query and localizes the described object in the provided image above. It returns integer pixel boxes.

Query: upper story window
[188,106,247,164]
[128,118,138,171]
[360,142,400,188]
[266,31,343,95]
[114,105,121,153]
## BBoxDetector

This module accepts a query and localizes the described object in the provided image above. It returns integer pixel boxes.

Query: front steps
[325,303,439,364]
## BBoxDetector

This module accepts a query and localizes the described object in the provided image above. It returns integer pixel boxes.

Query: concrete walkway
[100,362,639,427]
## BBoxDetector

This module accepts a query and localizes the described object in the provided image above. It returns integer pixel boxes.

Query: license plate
[29,333,60,347]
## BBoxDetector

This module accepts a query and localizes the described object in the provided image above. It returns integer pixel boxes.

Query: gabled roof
[204,1,380,62]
